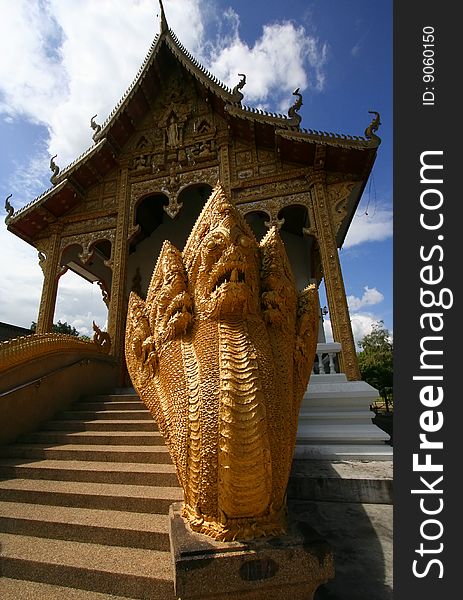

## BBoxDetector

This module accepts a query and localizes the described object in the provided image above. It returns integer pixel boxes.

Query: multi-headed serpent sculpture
[125,183,319,541]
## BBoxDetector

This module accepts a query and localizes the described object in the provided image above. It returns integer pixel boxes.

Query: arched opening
[244,211,269,241]
[54,242,111,337]
[127,183,212,297]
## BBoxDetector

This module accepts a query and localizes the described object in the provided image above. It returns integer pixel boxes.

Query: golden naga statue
[125,183,319,541]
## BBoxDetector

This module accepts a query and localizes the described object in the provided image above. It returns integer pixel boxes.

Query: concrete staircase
[295,373,392,460]
[0,391,182,599]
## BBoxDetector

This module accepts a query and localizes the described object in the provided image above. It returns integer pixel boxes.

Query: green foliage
[30,320,80,337]
[357,321,393,411]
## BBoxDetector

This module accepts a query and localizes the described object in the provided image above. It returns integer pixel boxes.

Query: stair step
[57,410,152,421]
[0,459,178,486]
[297,425,391,444]
[75,401,145,411]
[0,443,171,463]
[0,578,134,600]
[17,431,164,446]
[83,394,140,403]
[40,420,158,432]
[0,479,183,513]
[0,533,175,599]
[0,501,170,550]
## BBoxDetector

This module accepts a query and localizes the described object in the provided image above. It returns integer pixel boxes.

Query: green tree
[357,321,393,412]
[31,320,80,337]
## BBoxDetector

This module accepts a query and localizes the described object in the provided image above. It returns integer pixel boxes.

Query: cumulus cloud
[323,313,381,347]
[0,2,67,124]
[347,286,384,312]
[343,205,393,248]
[206,8,328,108]
[54,271,108,336]
[351,313,382,346]
[0,228,43,328]
[321,286,385,346]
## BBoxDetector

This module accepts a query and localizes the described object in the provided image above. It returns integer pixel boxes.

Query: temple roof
[6,4,380,244]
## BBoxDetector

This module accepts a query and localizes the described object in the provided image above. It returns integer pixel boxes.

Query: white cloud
[54,271,108,336]
[323,313,381,348]
[321,286,385,347]
[347,286,384,312]
[0,227,43,328]
[9,151,51,207]
[343,205,393,248]
[206,11,328,107]
[0,1,67,124]
[350,313,381,346]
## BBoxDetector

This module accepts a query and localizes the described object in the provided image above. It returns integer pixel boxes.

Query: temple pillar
[36,229,62,334]
[217,131,231,197]
[107,166,130,372]
[310,172,360,381]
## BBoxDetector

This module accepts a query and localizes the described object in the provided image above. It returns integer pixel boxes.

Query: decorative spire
[50,155,60,185]
[287,88,303,128]
[4,193,14,223]
[159,0,168,34]
[231,73,246,103]
[90,114,102,142]
[364,110,381,143]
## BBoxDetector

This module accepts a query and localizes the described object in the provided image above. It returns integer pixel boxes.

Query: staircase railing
[311,342,342,375]
[0,334,117,445]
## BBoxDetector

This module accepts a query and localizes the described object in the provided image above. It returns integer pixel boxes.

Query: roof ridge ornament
[4,193,14,223]
[90,114,102,142]
[159,0,168,34]
[231,73,246,103]
[50,155,60,185]
[364,110,381,143]
[288,87,303,128]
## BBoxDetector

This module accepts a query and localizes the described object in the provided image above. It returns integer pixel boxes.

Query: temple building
[4,4,390,459]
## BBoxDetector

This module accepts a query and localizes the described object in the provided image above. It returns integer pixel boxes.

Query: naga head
[146,241,193,347]
[184,186,260,319]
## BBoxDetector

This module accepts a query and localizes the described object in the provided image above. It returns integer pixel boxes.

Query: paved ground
[289,499,393,600]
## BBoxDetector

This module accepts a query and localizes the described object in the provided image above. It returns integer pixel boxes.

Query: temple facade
[5,7,381,392]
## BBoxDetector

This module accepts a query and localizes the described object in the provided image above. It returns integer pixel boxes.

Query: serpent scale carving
[125,182,319,540]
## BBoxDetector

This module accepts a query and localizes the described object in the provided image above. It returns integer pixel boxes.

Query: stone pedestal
[169,503,334,600]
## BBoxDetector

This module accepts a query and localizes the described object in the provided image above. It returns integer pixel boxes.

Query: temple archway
[244,211,269,241]
[127,183,212,297]
[53,242,111,335]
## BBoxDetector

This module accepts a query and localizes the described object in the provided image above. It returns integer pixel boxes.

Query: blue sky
[0,0,392,342]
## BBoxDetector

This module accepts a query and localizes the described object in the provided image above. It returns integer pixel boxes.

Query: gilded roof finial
[90,114,102,142]
[159,0,168,34]
[231,73,246,103]
[4,193,14,223]
[288,88,303,128]
[50,155,60,185]
[364,110,381,143]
